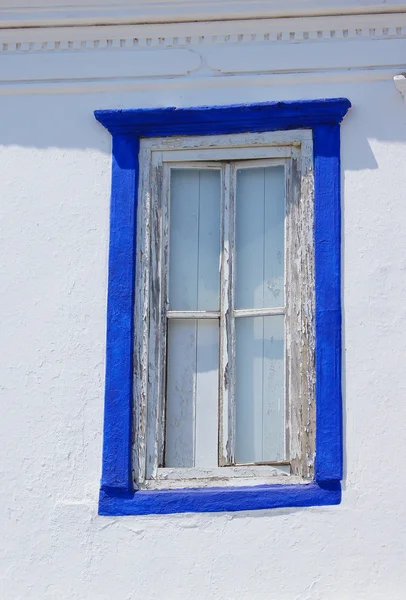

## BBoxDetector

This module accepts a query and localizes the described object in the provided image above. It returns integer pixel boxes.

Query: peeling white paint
[135,133,313,485]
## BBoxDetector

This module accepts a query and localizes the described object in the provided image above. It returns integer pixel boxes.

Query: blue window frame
[95,99,351,516]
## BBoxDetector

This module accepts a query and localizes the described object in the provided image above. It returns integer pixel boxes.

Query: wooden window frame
[95,99,350,516]
[135,131,315,490]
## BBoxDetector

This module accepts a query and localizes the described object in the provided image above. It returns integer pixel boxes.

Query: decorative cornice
[1,14,405,94]
[1,1,406,29]
[1,13,406,54]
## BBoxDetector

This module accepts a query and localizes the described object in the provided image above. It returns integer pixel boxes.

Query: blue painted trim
[313,124,343,481]
[95,98,350,138]
[96,98,350,514]
[101,134,139,491]
[99,481,341,516]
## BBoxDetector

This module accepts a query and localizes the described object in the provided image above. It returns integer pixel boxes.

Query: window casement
[136,131,315,490]
[95,99,351,515]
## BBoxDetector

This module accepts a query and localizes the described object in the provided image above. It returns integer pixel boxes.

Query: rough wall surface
[1,4,406,599]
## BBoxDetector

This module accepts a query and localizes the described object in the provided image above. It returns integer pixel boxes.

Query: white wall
[1,8,406,599]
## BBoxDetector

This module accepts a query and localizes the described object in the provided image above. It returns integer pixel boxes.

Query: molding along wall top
[1,12,406,94]
[2,12,406,51]
[1,1,406,28]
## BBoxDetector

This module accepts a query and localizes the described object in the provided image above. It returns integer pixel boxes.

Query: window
[136,131,315,490]
[95,99,350,515]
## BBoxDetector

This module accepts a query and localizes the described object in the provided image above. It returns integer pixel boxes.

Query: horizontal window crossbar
[166,310,220,319]
[233,307,285,318]
[234,461,291,466]
[167,309,285,319]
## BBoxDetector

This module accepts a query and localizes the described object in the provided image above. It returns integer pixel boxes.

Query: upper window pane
[168,169,221,311]
[235,166,285,310]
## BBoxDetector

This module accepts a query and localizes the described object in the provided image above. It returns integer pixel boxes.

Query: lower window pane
[235,315,285,464]
[165,319,219,468]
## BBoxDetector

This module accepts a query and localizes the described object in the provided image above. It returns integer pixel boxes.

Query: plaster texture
[1,5,406,598]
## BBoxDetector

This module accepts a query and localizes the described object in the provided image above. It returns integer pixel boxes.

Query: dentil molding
[1,12,406,94]
[1,13,406,54]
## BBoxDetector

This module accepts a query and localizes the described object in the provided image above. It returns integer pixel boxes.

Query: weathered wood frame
[94,98,350,515]
[135,131,314,490]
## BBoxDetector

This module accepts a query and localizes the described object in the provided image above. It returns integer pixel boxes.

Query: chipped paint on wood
[156,465,291,479]
[158,162,171,469]
[142,129,312,151]
[286,141,315,479]
[234,307,285,317]
[143,467,304,490]
[166,310,220,319]
[147,146,293,163]
[133,147,151,488]
[135,130,316,486]
[219,162,235,466]
[143,476,305,491]
[145,153,165,480]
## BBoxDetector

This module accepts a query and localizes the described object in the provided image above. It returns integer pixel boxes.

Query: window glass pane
[235,166,285,309]
[169,169,221,311]
[165,319,219,468]
[235,315,285,463]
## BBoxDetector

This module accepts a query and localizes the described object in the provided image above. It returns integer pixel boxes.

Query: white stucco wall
[1,6,406,599]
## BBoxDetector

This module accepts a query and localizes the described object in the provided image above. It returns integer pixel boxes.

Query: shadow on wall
[1,78,406,171]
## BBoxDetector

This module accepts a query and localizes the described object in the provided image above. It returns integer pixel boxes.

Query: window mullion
[228,164,236,466]
[285,157,292,466]
[219,162,235,466]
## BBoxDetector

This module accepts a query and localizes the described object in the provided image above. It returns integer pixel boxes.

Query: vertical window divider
[219,162,236,466]
[284,155,292,467]
[229,164,237,467]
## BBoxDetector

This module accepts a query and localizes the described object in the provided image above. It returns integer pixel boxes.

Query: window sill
[99,481,340,516]
[140,465,294,490]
